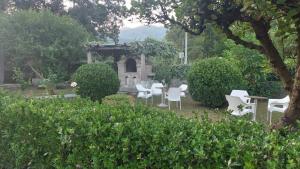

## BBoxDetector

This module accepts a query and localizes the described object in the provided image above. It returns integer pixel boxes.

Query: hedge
[0,91,300,168]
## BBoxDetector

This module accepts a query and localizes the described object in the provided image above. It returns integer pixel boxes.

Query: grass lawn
[3,87,284,125]
[7,87,74,97]
[137,95,284,125]
[139,95,226,121]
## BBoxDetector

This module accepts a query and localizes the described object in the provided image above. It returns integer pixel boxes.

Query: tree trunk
[251,19,294,92]
[279,17,300,126]
[250,18,300,127]
[282,68,300,126]
[0,54,4,84]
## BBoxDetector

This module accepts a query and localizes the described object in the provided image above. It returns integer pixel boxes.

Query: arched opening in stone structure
[125,58,137,72]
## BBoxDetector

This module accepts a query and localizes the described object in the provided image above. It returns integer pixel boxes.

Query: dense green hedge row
[1,92,300,168]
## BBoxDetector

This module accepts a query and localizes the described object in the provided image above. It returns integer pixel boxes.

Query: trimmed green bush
[1,93,300,168]
[188,57,245,107]
[73,63,120,101]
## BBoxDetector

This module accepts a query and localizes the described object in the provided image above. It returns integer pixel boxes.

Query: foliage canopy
[0,10,91,80]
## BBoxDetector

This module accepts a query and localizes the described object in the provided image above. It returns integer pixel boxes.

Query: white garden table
[247,96,268,122]
[156,83,168,108]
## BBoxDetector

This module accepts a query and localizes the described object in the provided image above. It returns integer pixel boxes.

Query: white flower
[70,82,77,88]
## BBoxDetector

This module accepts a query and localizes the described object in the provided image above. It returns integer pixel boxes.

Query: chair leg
[180,100,182,110]
[270,111,273,125]
[267,111,271,125]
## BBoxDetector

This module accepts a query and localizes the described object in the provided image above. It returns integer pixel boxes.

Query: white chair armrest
[246,98,251,103]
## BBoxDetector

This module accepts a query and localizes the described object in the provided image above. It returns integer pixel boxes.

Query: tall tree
[131,0,300,126]
[0,10,91,81]
[0,0,65,14]
[68,0,126,43]
[0,0,127,43]
[166,24,227,60]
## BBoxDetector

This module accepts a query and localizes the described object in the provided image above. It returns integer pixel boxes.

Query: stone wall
[118,55,153,91]
[118,56,141,89]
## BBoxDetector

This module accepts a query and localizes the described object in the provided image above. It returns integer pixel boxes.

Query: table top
[246,96,268,100]
[154,83,164,88]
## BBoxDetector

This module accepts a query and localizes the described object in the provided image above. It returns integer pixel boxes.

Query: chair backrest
[151,83,163,95]
[179,84,188,92]
[282,95,290,103]
[230,90,249,103]
[269,95,290,105]
[141,80,152,89]
[167,88,181,101]
[225,95,246,112]
[136,84,147,92]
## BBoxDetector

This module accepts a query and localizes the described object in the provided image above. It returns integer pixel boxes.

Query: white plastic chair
[268,95,290,124]
[230,90,250,103]
[136,84,152,103]
[150,83,163,104]
[179,84,188,97]
[167,88,182,110]
[225,95,254,116]
[151,83,163,96]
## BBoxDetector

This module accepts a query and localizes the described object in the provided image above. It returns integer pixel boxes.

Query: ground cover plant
[1,90,300,168]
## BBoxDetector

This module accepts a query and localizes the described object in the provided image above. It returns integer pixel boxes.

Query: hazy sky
[124,0,164,29]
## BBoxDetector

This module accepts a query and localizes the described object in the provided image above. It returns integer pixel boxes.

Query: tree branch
[222,27,265,53]
[251,19,294,92]
[157,2,205,36]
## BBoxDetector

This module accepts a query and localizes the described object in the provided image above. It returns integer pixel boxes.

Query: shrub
[248,81,283,98]
[73,63,120,101]
[153,63,173,84]
[1,94,300,168]
[188,57,245,107]
[12,67,28,90]
[171,64,191,80]
[223,39,284,97]
[153,64,191,85]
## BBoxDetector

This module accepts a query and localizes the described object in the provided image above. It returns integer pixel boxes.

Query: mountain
[119,26,167,43]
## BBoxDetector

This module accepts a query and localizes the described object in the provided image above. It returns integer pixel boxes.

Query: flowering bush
[70,82,77,88]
